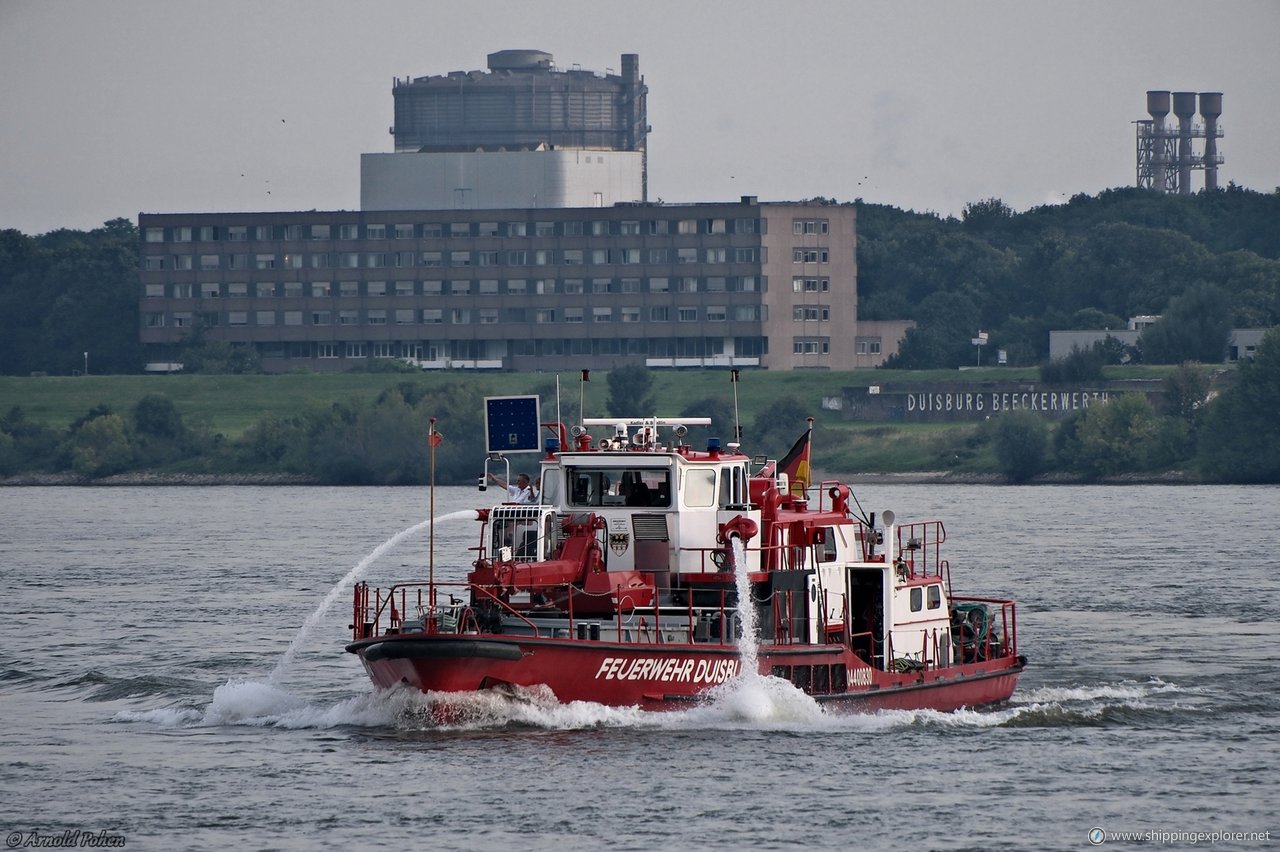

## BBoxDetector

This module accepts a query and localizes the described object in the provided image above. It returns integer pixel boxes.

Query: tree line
[4,346,1280,483]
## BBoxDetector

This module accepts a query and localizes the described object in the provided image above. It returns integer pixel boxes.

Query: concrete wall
[361,150,644,211]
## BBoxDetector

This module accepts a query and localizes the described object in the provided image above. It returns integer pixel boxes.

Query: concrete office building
[138,198,861,373]
[139,50,903,373]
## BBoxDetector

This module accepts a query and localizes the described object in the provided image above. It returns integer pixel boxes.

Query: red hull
[349,634,1025,713]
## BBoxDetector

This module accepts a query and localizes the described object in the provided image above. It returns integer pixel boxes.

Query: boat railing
[895,521,948,582]
[952,595,1018,661]
[353,579,747,647]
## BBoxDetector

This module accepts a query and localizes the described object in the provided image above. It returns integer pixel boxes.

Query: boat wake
[110,676,1202,733]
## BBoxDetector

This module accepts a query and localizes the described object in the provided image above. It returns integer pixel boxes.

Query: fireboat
[346,399,1026,712]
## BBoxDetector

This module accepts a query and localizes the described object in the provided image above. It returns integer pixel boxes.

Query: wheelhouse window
[566,467,671,508]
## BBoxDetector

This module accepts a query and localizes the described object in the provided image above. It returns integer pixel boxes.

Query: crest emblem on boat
[609,531,630,555]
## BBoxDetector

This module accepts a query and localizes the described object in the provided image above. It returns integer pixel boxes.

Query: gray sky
[2,0,1277,235]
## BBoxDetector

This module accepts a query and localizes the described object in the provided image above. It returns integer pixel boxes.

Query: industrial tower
[1135,90,1223,194]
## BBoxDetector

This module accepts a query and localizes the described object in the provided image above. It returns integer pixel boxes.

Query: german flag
[778,429,811,496]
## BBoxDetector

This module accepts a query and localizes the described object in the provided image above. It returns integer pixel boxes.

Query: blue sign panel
[484,395,542,454]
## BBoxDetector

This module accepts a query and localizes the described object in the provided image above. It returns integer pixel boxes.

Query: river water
[2,484,1277,850]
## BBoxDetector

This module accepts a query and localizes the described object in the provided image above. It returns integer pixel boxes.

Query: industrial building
[1135,90,1224,194]
[139,51,895,373]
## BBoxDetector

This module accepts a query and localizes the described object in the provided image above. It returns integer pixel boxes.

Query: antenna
[730,369,742,442]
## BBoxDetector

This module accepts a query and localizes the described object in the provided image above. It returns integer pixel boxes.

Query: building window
[144,256,165,271]
[450,251,471,267]
[317,343,338,359]
[367,281,387,296]
[508,250,527,265]
[794,219,829,235]
[366,224,386,240]
[254,282,274,298]
[792,248,829,264]
[563,249,583,265]
[792,305,829,321]
[564,307,584,323]
[506,279,526,295]
[423,309,442,324]
[201,283,220,298]
[621,307,641,323]
[450,281,471,295]
[649,277,670,293]
[310,225,331,240]
[707,306,726,322]
[373,342,395,358]
[145,284,165,298]
[367,309,386,325]
[395,280,415,296]
[677,248,697,264]
[593,307,612,322]
[284,311,303,326]
[394,252,415,268]
[173,255,193,270]
[254,254,275,270]
[144,312,165,327]
[311,282,331,298]
[507,222,527,237]
[283,282,303,298]
[533,250,553,265]
[345,342,365,358]
[255,311,275,326]
[450,223,470,237]
[172,283,193,298]
[366,253,386,268]
[677,219,697,235]
[792,277,829,293]
[422,280,443,295]
[395,309,415,324]
[478,222,498,237]
[562,279,584,295]
[421,251,443,267]
[338,224,359,240]
[310,253,331,268]
[339,310,358,326]
[173,227,192,242]
[678,307,698,322]
[733,248,758,263]
[479,308,499,324]
[311,310,330,325]
[650,306,670,322]
[227,226,247,242]
[477,250,499,266]
[535,309,555,324]
[145,228,165,243]
[793,338,830,355]
[394,224,415,239]
[620,220,640,235]
[422,223,443,238]
[450,308,470,324]
[339,281,359,297]
[678,278,698,293]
